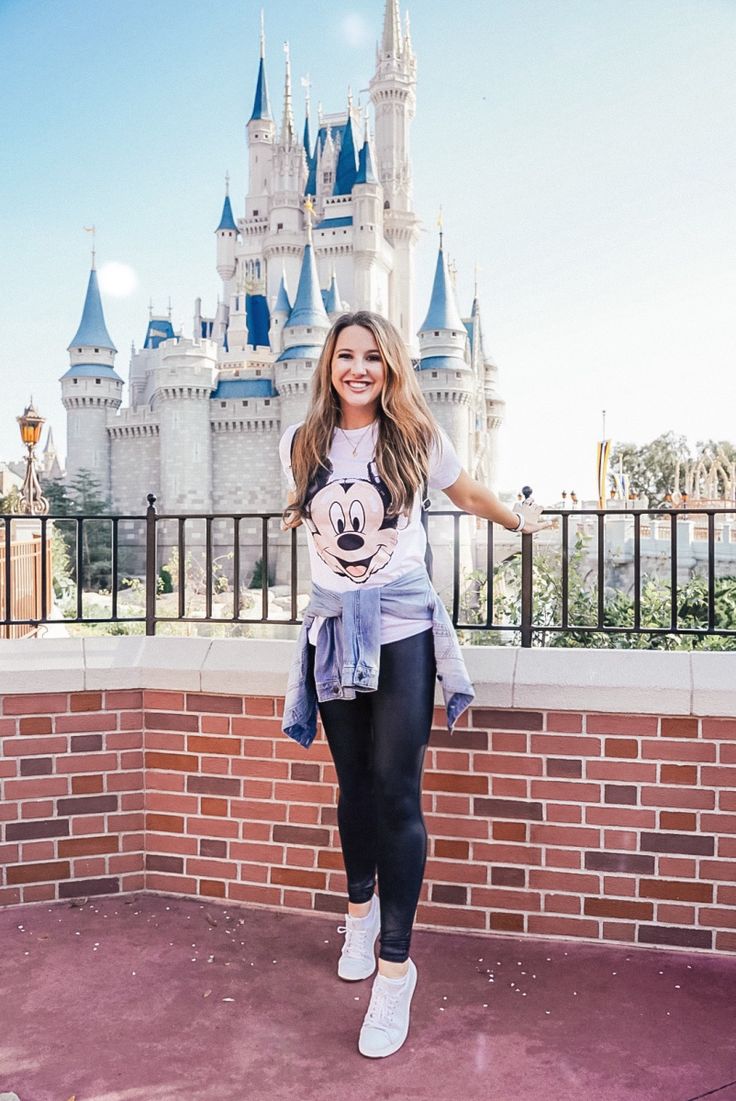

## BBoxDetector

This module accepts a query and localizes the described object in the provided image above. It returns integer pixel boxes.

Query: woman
[280,310,547,1059]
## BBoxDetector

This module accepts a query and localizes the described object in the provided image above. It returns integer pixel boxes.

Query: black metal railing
[2,497,736,646]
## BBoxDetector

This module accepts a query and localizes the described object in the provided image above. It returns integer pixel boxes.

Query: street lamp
[16,398,49,516]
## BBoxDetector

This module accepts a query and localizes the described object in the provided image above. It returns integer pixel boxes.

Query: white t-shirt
[279,420,463,645]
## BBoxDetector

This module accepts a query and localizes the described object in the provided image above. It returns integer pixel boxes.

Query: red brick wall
[2,690,735,955]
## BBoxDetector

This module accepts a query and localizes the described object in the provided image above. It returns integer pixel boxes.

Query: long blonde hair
[284,311,439,527]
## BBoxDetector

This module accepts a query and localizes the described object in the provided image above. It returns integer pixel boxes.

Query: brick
[145,751,200,772]
[145,711,199,732]
[59,835,119,857]
[290,762,321,782]
[661,718,699,738]
[3,693,68,714]
[69,692,102,712]
[230,717,280,737]
[200,880,227,898]
[7,860,70,884]
[638,925,712,949]
[476,753,542,777]
[270,867,326,889]
[660,811,696,831]
[474,797,543,821]
[59,877,119,899]
[491,778,527,800]
[104,690,142,710]
[19,716,52,735]
[491,866,525,887]
[587,714,658,736]
[660,764,697,785]
[70,734,103,753]
[472,708,543,731]
[530,824,601,847]
[490,732,528,753]
[604,738,638,759]
[200,715,230,735]
[531,735,601,756]
[603,876,637,897]
[145,813,184,834]
[425,859,487,885]
[546,804,581,824]
[186,775,240,797]
[431,883,467,905]
[272,825,330,847]
[434,839,469,859]
[317,849,343,870]
[245,697,275,716]
[55,714,117,733]
[143,691,185,711]
[425,772,488,795]
[471,887,541,911]
[227,882,281,905]
[187,857,238,879]
[19,758,52,776]
[701,860,736,882]
[531,780,600,802]
[640,879,712,903]
[529,870,600,893]
[546,712,583,733]
[588,762,657,783]
[187,735,239,756]
[603,830,638,851]
[288,803,321,824]
[273,781,330,803]
[702,813,736,836]
[641,832,714,856]
[3,736,68,757]
[586,808,656,829]
[425,814,488,840]
[416,904,487,931]
[585,851,655,874]
[491,822,526,842]
[430,728,488,750]
[544,893,581,914]
[72,775,104,795]
[313,892,347,914]
[201,798,228,817]
[545,758,582,778]
[200,839,227,858]
[643,740,716,763]
[22,799,55,818]
[700,908,736,930]
[186,693,243,714]
[57,795,118,817]
[5,777,67,800]
[604,785,638,806]
[584,898,653,920]
[642,787,715,811]
[489,912,525,932]
[702,766,736,787]
[6,819,69,842]
[527,915,600,938]
[146,792,198,816]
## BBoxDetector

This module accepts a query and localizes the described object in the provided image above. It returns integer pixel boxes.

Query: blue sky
[1,0,734,501]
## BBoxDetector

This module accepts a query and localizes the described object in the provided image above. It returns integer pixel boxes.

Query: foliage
[611,433,736,506]
[250,555,276,589]
[0,486,22,514]
[459,533,736,650]
[40,469,113,589]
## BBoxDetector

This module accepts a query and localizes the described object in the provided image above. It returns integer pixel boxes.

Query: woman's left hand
[513,498,554,534]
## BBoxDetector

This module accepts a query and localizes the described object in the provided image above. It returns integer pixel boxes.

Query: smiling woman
[97,261,138,298]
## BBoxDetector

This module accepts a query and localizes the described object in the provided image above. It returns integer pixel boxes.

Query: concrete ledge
[0,637,733,715]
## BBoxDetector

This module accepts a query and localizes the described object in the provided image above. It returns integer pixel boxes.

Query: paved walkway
[1,894,735,1101]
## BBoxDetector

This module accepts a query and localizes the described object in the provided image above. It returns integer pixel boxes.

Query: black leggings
[309,627,436,963]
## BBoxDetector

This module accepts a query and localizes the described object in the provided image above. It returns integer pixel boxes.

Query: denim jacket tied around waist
[281,566,475,748]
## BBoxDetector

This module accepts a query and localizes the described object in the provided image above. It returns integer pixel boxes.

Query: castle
[60,2,504,579]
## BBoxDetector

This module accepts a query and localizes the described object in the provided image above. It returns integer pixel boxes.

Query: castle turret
[60,256,123,496]
[352,125,385,311]
[276,221,330,427]
[465,292,505,491]
[368,0,419,343]
[270,268,292,354]
[323,267,342,319]
[416,235,472,468]
[216,176,238,284]
[246,14,276,217]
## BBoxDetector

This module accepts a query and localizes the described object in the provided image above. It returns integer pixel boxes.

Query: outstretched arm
[441,470,549,533]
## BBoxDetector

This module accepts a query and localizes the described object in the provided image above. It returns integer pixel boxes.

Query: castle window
[306,328,312,334]
[95,378,101,384]
[456,372,461,379]
[73,378,78,384]
[255,369,261,376]
[264,399,271,406]
[277,222,283,230]
[221,401,226,407]
[94,348,99,353]
[78,347,82,352]
[431,372,438,379]
[253,209,259,216]
[242,401,248,406]
[434,331,439,336]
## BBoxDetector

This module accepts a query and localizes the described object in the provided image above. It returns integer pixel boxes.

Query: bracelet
[511,510,525,532]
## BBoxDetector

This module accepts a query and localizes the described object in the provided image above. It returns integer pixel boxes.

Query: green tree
[610,432,691,505]
[40,469,113,589]
[0,486,22,514]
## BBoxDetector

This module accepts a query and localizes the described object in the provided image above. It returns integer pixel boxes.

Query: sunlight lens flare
[98,261,138,298]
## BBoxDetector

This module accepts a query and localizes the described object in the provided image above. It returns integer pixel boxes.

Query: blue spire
[333,110,358,195]
[324,269,341,313]
[355,136,377,186]
[249,19,272,122]
[303,111,311,162]
[217,194,238,232]
[285,241,329,329]
[274,271,292,314]
[418,239,465,333]
[67,266,117,352]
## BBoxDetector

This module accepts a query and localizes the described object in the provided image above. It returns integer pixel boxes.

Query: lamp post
[16,398,49,516]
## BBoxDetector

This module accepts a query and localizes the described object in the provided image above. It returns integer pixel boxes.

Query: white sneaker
[336,894,380,981]
[358,958,417,1058]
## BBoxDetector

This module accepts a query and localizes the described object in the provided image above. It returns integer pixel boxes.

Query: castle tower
[368,0,420,344]
[275,219,330,428]
[150,337,216,513]
[323,267,343,320]
[352,126,385,312]
[416,235,473,469]
[466,293,506,492]
[246,14,276,218]
[60,256,123,497]
[270,268,292,355]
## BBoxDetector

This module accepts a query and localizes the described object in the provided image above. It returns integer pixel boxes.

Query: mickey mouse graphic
[304,459,405,583]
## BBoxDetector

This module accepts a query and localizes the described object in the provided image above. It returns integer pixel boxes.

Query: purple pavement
[1,894,735,1101]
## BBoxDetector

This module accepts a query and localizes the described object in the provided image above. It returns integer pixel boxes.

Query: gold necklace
[338,422,374,457]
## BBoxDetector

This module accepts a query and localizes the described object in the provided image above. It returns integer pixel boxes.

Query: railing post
[520,532,533,647]
[145,494,157,636]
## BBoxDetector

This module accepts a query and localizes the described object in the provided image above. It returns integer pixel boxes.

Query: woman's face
[330,324,386,424]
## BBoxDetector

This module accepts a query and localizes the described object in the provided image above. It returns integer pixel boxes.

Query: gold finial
[83,224,96,268]
[304,196,315,243]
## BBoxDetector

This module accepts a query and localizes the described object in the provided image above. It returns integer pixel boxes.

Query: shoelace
[365,979,402,1028]
[336,919,373,960]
